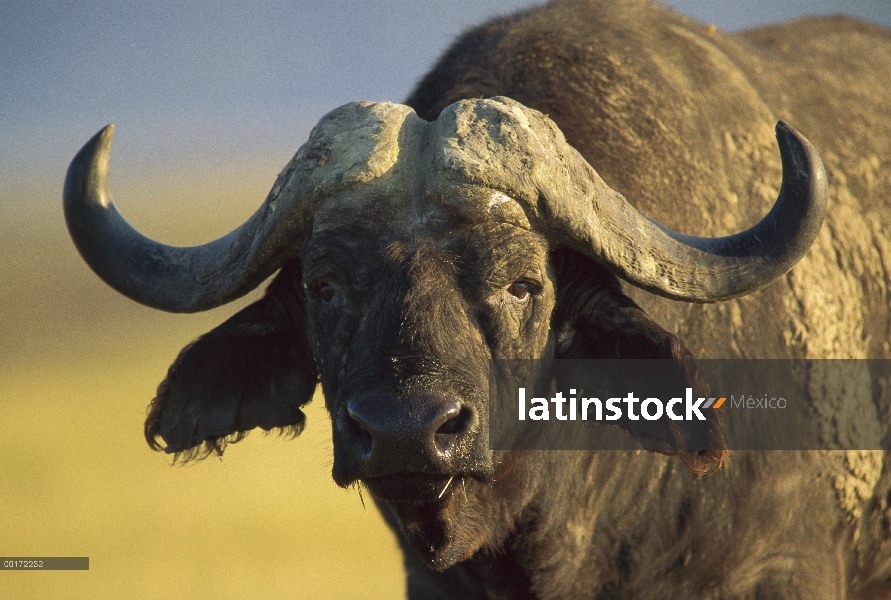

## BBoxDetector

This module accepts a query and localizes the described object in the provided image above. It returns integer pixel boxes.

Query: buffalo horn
[63,125,302,312]
[551,121,827,302]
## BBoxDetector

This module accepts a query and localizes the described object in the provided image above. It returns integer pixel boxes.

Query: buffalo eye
[508,282,529,300]
[319,282,335,302]
[308,279,337,303]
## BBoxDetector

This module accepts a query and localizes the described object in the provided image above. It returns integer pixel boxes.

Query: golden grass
[0,166,406,599]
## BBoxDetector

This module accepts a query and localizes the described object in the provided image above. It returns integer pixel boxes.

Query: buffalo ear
[551,249,726,473]
[145,261,318,460]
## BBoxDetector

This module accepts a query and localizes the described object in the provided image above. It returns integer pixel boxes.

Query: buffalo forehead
[312,185,533,236]
[308,211,546,275]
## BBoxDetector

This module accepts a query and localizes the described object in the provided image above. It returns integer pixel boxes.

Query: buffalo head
[64,97,826,569]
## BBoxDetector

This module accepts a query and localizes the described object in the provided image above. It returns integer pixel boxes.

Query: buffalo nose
[345,395,475,463]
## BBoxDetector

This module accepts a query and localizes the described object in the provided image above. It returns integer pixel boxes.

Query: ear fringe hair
[144,328,312,462]
[148,424,307,465]
[633,417,728,475]
[145,362,309,463]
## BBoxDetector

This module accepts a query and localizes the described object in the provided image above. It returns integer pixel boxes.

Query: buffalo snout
[340,393,477,480]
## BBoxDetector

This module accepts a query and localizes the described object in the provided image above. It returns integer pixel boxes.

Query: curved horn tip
[774,120,807,163]
[95,123,115,153]
[774,120,824,176]
[78,123,115,160]
[64,124,116,212]
[774,120,815,150]
[774,119,794,138]
[96,122,115,139]
[774,119,828,211]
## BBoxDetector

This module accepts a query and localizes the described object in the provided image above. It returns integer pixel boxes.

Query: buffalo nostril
[345,412,373,456]
[347,395,475,464]
[436,406,472,435]
[434,405,473,454]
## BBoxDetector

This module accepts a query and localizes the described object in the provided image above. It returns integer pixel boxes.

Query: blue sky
[3,0,890,193]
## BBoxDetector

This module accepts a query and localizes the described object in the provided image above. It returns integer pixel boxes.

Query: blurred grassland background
[3,1,891,599]
[1,167,407,599]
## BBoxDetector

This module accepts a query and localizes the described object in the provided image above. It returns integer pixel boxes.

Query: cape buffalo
[64,0,891,598]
